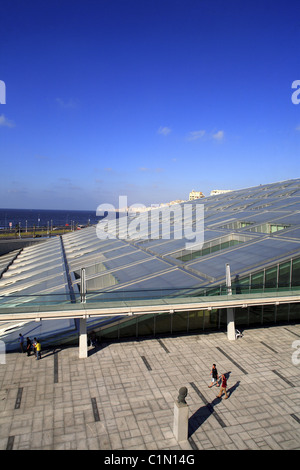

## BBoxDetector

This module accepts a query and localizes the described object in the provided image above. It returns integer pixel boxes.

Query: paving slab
[0,324,300,451]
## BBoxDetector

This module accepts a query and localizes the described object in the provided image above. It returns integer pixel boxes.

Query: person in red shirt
[216,374,228,399]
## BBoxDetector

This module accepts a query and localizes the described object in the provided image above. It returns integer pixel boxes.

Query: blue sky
[1,0,300,210]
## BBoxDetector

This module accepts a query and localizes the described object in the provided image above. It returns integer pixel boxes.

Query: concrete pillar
[227,308,236,341]
[79,318,88,358]
[173,401,189,442]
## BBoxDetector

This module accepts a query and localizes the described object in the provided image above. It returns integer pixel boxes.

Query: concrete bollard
[173,387,189,442]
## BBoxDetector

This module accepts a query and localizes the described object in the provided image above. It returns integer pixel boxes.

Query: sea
[0,208,101,229]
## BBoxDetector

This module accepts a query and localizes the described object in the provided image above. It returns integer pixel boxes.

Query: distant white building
[210,189,232,196]
[128,199,186,213]
[189,190,205,200]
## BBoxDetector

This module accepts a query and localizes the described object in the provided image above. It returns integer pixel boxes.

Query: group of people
[18,334,42,360]
[208,363,228,399]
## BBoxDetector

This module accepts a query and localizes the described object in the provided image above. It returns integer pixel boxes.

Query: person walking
[216,374,229,399]
[18,334,24,353]
[36,339,41,360]
[26,337,32,356]
[208,364,220,388]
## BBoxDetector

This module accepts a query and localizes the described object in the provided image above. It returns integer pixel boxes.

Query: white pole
[226,263,232,295]
[80,268,86,303]
[226,264,236,340]
[79,268,88,358]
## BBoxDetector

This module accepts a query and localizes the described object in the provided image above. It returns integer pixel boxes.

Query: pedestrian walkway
[0,324,300,450]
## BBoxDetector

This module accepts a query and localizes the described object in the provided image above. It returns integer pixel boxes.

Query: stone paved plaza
[0,323,300,451]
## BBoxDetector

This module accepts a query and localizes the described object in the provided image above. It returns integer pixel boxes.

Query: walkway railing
[0,284,300,306]
[0,285,300,321]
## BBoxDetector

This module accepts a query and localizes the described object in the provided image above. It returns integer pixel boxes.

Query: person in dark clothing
[234,275,241,294]
[208,364,220,388]
[26,337,32,356]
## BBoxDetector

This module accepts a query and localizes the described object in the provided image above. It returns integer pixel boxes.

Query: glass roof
[0,178,300,309]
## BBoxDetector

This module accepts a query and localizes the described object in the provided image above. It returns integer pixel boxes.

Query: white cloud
[55,98,78,109]
[0,114,15,128]
[157,126,171,136]
[296,125,300,131]
[212,130,224,141]
[139,167,164,173]
[187,130,206,141]
[186,129,225,142]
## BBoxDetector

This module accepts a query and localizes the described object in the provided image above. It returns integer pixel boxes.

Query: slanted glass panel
[233,276,249,294]
[210,243,220,253]
[178,236,245,262]
[235,307,249,326]
[251,272,264,292]
[275,227,300,239]
[137,314,155,336]
[249,306,262,325]
[118,317,137,338]
[155,312,172,335]
[188,310,204,331]
[87,273,118,290]
[203,309,219,329]
[180,251,193,262]
[262,305,275,324]
[240,276,250,293]
[291,259,300,287]
[275,304,289,323]
[172,312,188,333]
[201,247,211,256]
[278,261,291,289]
[99,321,120,340]
[219,309,227,329]
[289,303,300,321]
[207,287,222,296]
[220,241,231,250]
[265,266,277,289]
